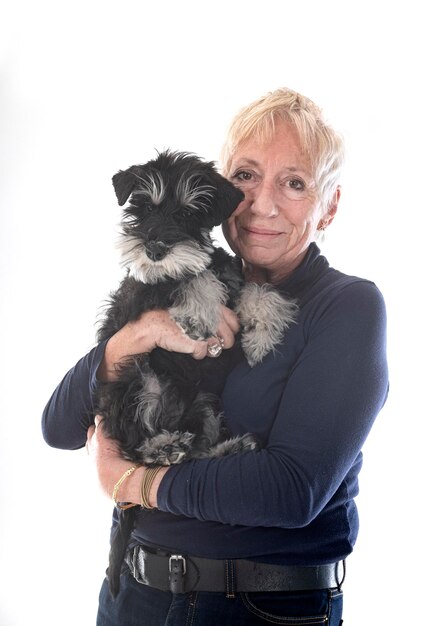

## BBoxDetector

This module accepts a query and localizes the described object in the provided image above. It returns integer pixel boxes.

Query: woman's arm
[42,307,240,450]
[153,281,389,528]
[42,341,108,450]
[97,309,210,381]
[86,416,169,506]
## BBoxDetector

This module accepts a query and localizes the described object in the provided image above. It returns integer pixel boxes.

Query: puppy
[94,150,297,596]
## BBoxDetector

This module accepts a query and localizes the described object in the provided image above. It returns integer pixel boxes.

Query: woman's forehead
[230,127,313,175]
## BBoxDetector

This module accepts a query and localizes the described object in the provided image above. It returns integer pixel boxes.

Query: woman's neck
[242,248,310,285]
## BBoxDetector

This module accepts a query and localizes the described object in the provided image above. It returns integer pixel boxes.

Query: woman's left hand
[86,416,168,507]
[87,416,142,502]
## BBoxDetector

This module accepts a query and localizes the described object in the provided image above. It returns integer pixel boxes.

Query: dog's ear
[112,166,142,206]
[201,169,245,227]
[211,171,245,226]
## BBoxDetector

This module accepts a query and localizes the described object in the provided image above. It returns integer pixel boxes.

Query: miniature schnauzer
[94,150,297,596]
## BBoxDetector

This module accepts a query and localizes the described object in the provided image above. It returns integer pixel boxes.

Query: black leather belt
[125,545,345,594]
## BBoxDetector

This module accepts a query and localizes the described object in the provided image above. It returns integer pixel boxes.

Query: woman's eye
[281,177,310,201]
[232,170,254,183]
[288,179,305,191]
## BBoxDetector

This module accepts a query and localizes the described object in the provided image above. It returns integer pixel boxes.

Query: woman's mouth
[242,226,282,239]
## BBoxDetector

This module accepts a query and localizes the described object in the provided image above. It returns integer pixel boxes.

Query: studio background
[1,1,442,624]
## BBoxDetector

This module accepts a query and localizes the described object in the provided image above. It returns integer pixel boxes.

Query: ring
[207,337,223,358]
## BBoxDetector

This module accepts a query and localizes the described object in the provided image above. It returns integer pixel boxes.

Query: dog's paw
[236,283,298,366]
[232,433,260,452]
[171,316,208,341]
[137,430,195,465]
[207,433,260,457]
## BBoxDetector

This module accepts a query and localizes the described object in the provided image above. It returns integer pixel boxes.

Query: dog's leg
[181,391,260,458]
[137,430,196,465]
[136,388,225,464]
[236,284,299,367]
[180,391,224,456]
[135,372,199,465]
[206,433,259,457]
[168,270,228,339]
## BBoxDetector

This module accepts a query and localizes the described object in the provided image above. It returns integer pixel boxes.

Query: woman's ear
[317,186,341,230]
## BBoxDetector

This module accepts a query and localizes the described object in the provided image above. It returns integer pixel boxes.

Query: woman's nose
[248,181,279,218]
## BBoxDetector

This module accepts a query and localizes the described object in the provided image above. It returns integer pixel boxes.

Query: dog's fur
[94,150,297,597]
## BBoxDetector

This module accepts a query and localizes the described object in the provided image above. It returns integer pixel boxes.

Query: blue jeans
[97,571,343,625]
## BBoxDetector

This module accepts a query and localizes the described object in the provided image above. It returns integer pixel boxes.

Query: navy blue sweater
[42,244,388,565]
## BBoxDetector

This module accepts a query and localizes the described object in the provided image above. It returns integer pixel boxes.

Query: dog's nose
[145,241,169,261]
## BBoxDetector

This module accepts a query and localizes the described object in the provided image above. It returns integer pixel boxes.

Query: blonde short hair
[220,88,344,209]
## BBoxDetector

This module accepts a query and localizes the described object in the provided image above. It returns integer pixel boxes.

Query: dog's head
[113,150,244,284]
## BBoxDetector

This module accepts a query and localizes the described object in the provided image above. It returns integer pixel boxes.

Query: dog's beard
[117,234,212,284]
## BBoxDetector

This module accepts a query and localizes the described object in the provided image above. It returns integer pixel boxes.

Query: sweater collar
[277,243,330,299]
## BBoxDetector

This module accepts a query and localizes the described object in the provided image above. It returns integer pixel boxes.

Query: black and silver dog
[94,150,297,596]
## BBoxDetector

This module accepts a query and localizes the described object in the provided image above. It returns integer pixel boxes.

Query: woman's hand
[86,415,137,500]
[215,305,240,349]
[86,416,168,507]
[98,306,240,382]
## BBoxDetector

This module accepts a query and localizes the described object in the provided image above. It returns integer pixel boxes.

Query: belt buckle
[169,555,187,593]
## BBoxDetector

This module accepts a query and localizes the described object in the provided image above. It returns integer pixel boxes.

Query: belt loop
[334,559,346,592]
[224,559,237,598]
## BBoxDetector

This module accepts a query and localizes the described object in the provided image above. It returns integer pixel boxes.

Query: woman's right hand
[98,306,240,382]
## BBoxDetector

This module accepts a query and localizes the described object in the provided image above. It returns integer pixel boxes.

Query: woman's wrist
[97,310,211,382]
[115,465,169,508]
[97,336,121,382]
[97,317,156,382]
[97,331,129,382]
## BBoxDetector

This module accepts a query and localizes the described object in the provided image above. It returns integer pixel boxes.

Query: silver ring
[207,338,223,358]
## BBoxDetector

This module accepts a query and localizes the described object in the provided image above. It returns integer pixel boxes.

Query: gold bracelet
[112,465,139,510]
[140,466,164,509]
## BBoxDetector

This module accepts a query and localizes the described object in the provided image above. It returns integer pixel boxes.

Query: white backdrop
[1,1,443,624]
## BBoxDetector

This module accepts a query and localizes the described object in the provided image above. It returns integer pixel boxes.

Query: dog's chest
[123,276,179,313]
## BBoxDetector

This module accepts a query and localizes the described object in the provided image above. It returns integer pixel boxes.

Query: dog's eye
[181,207,195,217]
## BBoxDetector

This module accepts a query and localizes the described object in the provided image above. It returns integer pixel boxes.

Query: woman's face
[223,120,337,284]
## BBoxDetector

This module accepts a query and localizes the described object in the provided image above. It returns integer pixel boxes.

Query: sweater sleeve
[157,281,389,528]
[41,341,108,450]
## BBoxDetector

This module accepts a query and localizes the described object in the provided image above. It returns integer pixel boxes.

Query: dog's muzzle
[145,241,169,261]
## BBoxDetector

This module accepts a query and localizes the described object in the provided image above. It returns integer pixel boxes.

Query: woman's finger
[212,306,240,349]
[221,306,241,334]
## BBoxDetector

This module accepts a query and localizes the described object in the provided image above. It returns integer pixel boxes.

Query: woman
[42,88,389,625]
